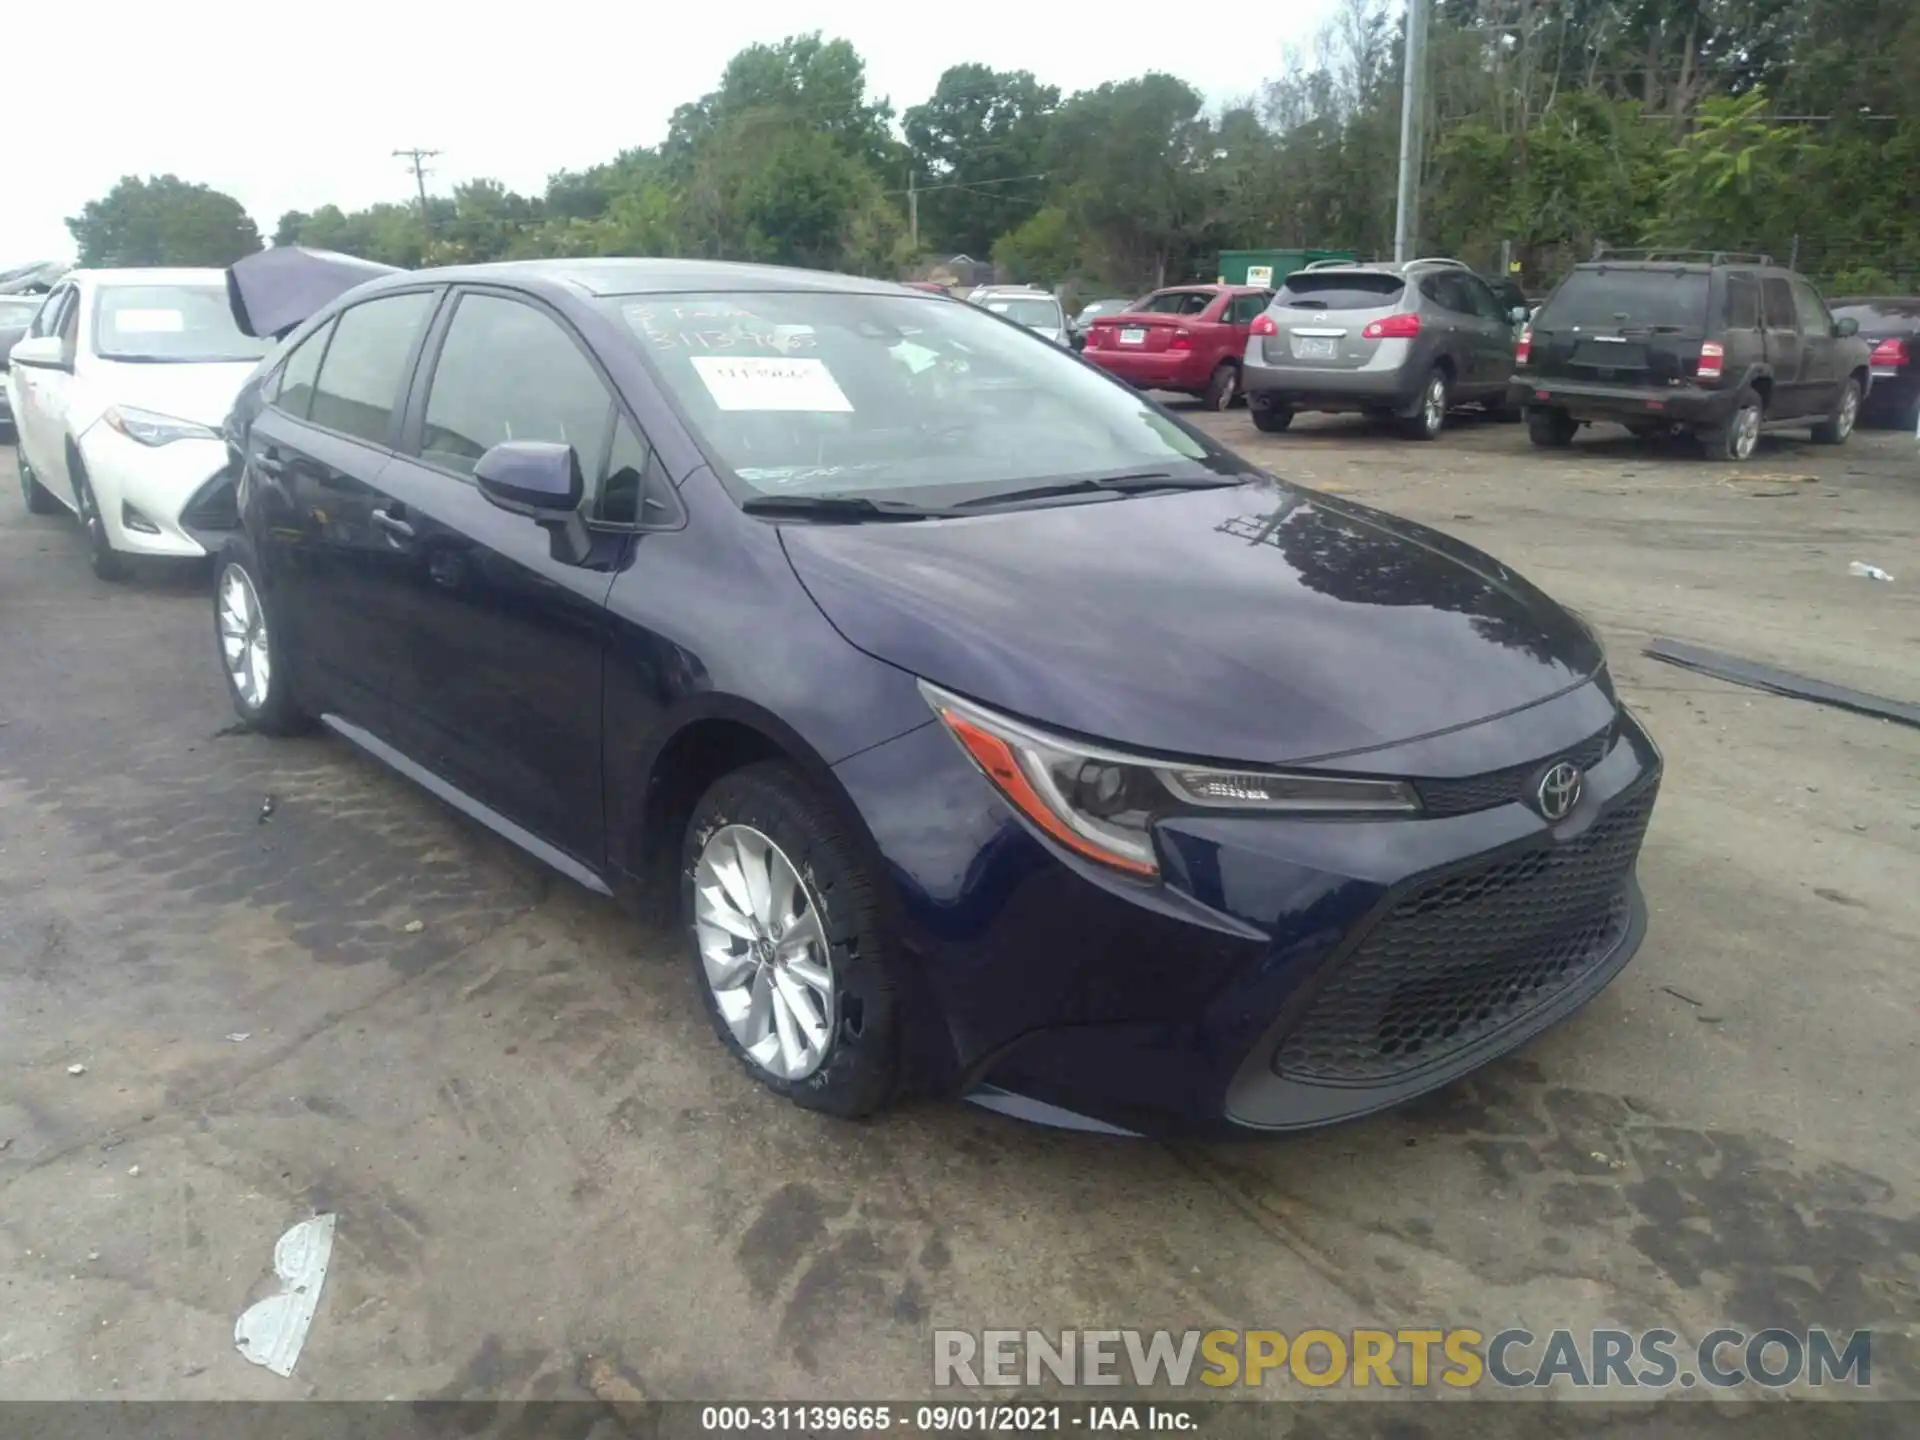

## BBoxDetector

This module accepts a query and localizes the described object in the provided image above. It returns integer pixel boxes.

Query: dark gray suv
[1241,259,1528,440]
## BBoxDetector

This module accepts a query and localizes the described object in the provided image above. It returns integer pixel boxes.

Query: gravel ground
[1,412,1915,1422]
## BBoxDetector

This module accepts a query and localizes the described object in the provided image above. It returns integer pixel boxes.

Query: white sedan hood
[82,359,260,431]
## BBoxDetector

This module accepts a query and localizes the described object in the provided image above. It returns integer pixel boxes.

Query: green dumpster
[1217,248,1358,287]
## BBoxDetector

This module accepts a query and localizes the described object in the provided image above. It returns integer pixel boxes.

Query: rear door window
[1724,274,1760,330]
[1227,292,1269,324]
[1541,270,1710,330]
[1277,273,1405,311]
[308,291,436,447]
[1761,278,1798,333]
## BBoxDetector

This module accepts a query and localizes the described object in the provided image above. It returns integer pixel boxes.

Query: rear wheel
[17,449,59,515]
[1400,368,1449,441]
[682,761,900,1118]
[1203,362,1240,411]
[1701,388,1763,462]
[1527,408,1578,448]
[1250,399,1294,434]
[1810,378,1860,445]
[71,463,128,581]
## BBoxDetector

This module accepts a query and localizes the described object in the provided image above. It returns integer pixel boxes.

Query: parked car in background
[5,268,272,577]
[968,286,1069,345]
[0,293,43,435]
[1828,296,1920,428]
[210,252,1661,1137]
[1513,252,1873,461]
[1081,284,1273,409]
[1068,297,1136,351]
[1240,259,1524,439]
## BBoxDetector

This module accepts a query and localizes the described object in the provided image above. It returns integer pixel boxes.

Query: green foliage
[903,65,1059,256]
[67,175,262,268]
[1652,90,1814,254]
[992,207,1080,286]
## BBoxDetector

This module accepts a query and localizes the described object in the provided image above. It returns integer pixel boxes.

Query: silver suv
[968,286,1069,346]
[1241,259,1528,440]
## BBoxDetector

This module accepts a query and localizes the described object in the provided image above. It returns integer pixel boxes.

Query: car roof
[363,257,922,298]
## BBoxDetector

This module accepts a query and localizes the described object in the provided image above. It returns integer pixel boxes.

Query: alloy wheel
[1837,384,1858,439]
[218,564,273,711]
[1423,375,1447,435]
[692,823,836,1080]
[1731,403,1761,460]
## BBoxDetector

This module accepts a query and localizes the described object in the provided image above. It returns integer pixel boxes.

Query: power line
[392,148,441,237]
[884,172,1049,197]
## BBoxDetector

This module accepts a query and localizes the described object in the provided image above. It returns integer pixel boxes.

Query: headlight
[102,405,219,447]
[920,682,1420,878]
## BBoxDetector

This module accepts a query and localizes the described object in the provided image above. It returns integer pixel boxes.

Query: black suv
[1511,251,1873,460]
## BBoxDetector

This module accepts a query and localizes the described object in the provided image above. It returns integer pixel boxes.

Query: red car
[1080,284,1274,409]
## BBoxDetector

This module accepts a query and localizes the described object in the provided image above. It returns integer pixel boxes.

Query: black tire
[1400,367,1449,441]
[17,448,59,515]
[1527,408,1578,448]
[1202,362,1240,411]
[213,535,310,735]
[681,760,899,1118]
[1810,377,1861,445]
[1700,387,1764,462]
[71,462,128,581]
[1250,400,1294,434]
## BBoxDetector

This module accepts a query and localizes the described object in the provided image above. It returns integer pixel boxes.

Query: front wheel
[1203,362,1240,411]
[18,448,59,515]
[72,466,128,581]
[682,761,900,1118]
[1810,378,1860,445]
[214,536,309,735]
[1400,368,1449,440]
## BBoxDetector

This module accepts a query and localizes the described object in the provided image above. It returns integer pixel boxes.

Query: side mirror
[8,334,69,371]
[1834,317,1859,338]
[474,440,582,516]
[1510,306,1529,324]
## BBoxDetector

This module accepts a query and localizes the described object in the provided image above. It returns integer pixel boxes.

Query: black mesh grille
[1414,726,1614,818]
[180,471,238,530]
[1273,774,1657,1083]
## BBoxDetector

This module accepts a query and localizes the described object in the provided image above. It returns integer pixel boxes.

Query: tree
[67,175,262,267]
[992,206,1080,285]
[903,65,1059,255]
[665,33,899,178]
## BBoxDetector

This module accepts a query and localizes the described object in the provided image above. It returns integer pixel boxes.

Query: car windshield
[91,284,274,363]
[980,296,1062,328]
[607,290,1222,502]
[1540,270,1710,330]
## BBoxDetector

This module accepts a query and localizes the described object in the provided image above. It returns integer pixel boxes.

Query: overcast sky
[7,0,1344,263]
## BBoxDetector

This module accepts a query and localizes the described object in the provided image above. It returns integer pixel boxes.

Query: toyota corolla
[212,253,1661,1137]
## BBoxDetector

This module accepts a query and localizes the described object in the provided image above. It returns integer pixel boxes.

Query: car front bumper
[77,426,235,558]
[834,682,1662,1137]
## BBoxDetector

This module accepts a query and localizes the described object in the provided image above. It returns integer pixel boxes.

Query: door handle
[372,507,415,540]
[254,450,286,477]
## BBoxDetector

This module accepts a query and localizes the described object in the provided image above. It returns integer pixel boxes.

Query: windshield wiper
[953,471,1242,509]
[740,493,949,521]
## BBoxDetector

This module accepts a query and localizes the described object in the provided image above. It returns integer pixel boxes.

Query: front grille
[1414,726,1614,817]
[180,470,239,530]
[1273,774,1657,1083]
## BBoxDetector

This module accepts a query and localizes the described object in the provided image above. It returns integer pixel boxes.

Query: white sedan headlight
[103,405,219,447]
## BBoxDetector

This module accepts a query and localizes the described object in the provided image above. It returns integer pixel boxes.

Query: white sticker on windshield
[112,309,185,333]
[987,302,1011,312]
[690,356,853,412]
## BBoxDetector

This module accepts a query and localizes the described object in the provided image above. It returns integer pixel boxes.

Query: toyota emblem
[1536,761,1583,821]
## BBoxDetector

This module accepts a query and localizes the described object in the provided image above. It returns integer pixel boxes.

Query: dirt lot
[1,412,1917,1419]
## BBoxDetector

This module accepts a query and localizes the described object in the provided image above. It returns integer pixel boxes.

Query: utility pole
[1393,0,1429,262]
[393,148,441,239]
[907,168,919,250]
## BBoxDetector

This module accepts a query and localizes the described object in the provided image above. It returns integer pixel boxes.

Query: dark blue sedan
[213,254,1661,1137]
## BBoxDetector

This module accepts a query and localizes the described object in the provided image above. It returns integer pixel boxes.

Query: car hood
[85,359,260,430]
[779,479,1604,766]
[227,246,401,339]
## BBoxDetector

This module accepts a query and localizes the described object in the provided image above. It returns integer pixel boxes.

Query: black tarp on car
[226,247,401,339]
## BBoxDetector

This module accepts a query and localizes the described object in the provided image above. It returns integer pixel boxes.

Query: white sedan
[6,268,271,580]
